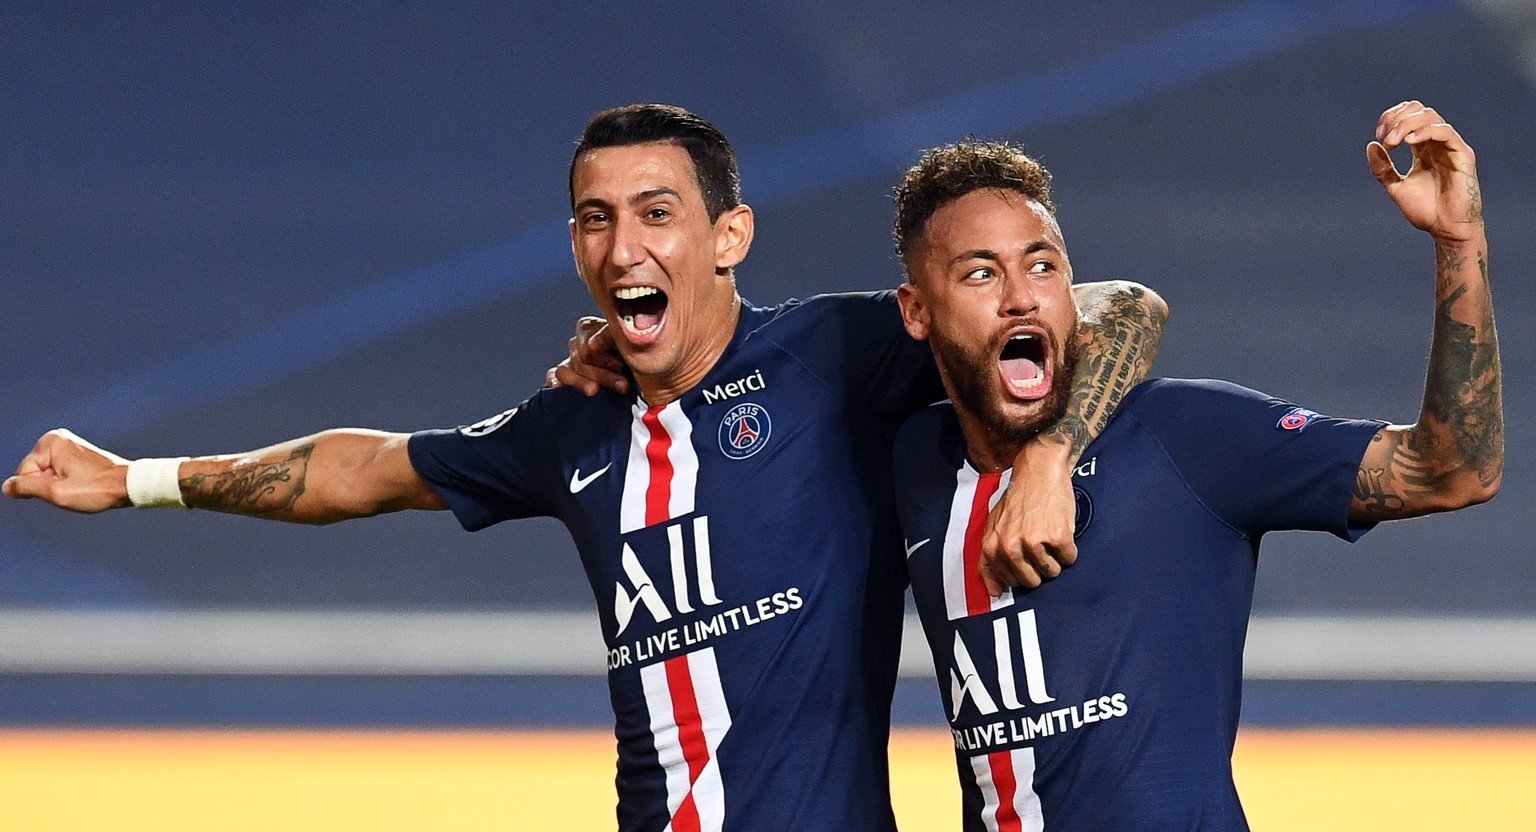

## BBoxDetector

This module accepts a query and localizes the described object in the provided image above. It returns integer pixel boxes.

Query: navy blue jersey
[409,291,941,832]
[896,378,1384,831]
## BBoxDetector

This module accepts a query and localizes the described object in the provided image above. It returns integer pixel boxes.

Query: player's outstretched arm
[979,280,1168,592]
[3,428,446,523]
[1350,101,1502,522]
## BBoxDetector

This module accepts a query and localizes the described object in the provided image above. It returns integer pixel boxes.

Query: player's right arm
[3,428,446,523]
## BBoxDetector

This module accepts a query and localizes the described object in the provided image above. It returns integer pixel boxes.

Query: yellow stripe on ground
[0,728,1532,830]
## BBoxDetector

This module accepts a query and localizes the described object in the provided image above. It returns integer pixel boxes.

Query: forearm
[1354,230,1502,518]
[1030,280,1169,461]
[175,429,439,523]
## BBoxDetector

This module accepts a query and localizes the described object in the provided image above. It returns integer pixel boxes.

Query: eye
[963,266,995,282]
[645,206,672,222]
[579,211,610,229]
[1028,259,1055,275]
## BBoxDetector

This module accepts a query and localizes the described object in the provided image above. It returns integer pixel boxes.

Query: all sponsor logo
[1277,407,1320,432]
[717,402,772,460]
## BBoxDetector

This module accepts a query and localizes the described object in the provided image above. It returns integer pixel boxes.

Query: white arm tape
[125,457,191,509]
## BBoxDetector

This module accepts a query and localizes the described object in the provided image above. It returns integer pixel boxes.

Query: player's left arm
[979,280,1168,593]
[1350,102,1502,522]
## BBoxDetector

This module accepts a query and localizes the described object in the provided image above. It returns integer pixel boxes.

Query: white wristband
[125,457,190,509]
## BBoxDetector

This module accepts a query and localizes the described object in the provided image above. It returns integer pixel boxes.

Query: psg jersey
[896,378,1384,831]
[409,291,942,832]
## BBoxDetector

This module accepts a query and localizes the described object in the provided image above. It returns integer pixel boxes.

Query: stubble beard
[934,326,1079,451]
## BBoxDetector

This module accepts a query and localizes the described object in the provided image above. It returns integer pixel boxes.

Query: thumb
[3,472,51,501]
[1366,141,1400,190]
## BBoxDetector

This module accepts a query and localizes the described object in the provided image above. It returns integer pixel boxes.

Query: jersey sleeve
[759,290,945,420]
[1126,378,1386,540]
[406,388,565,531]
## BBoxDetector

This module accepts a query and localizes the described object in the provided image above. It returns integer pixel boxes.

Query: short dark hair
[893,139,1054,263]
[570,103,742,222]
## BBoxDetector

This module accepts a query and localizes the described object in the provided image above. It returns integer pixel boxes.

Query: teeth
[1010,333,1036,342]
[614,286,659,301]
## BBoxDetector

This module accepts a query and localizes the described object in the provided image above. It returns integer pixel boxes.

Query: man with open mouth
[892,102,1501,830]
[5,103,1166,830]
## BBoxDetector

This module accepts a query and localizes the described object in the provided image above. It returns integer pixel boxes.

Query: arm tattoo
[1041,285,1168,458]
[1354,430,1438,519]
[1424,253,1503,487]
[180,444,315,515]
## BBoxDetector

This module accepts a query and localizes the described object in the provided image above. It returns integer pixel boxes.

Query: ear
[568,218,579,274]
[896,281,930,341]
[714,204,755,272]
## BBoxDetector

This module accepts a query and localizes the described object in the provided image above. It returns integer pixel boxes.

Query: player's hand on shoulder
[3,429,132,513]
[1366,100,1481,242]
[546,315,630,397]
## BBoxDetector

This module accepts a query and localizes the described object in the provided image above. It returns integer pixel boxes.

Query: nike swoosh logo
[569,464,612,494]
[904,538,930,558]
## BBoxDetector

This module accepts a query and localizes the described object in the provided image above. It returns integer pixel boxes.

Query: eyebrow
[573,187,684,216]
[947,239,1060,267]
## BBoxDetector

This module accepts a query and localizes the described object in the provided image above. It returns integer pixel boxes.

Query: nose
[609,214,647,271]
[998,271,1040,318]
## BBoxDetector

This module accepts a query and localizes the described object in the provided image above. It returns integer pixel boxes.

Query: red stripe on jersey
[963,473,1003,616]
[666,655,709,832]
[988,749,1023,832]
[642,406,675,527]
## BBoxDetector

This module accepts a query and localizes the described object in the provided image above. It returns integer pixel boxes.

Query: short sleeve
[407,388,564,531]
[1126,378,1386,540]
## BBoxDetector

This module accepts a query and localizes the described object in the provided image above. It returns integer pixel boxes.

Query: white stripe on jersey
[656,402,698,522]
[641,648,731,832]
[620,400,701,533]
[969,746,1044,832]
[621,402,655,533]
[942,464,1014,620]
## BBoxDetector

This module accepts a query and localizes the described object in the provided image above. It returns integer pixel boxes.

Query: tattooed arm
[1350,101,1502,522]
[3,428,445,523]
[979,280,1168,592]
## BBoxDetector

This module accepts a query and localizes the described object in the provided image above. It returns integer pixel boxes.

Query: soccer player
[5,104,1165,831]
[890,101,1501,830]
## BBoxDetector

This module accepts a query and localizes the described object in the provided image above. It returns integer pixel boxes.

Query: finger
[1382,109,1441,147]
[980,562,1003,598]
[1366,141,1399,188]
[1011,559,1042,590]
[552,364,600,397]
[574,334,627,373]
[1056,538,1079,567]
[545,367,562,389]
[574,315,607,339]
[1375,100,1416,141]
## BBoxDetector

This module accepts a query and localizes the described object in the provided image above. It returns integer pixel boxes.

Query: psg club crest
[1276,407,1320,433]
[1073,486,1093,539]
[718,402,771,460]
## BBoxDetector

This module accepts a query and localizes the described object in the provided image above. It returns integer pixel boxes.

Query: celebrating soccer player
[4,104,1166,831]
[890,100,1500,829]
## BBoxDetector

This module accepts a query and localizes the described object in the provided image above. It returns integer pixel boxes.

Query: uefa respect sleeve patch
[1276,407,1320,432]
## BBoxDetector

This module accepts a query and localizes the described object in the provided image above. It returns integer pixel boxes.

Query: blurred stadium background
[2,1,1533,829]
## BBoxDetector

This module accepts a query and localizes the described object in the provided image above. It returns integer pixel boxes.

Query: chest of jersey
[904,421,1260,749]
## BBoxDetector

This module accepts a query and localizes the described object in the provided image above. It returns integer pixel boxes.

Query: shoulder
[893,401,961,474]
[747,290,902,340]
[1117,377,1279,426]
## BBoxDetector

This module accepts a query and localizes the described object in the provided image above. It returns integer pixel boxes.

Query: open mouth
[613,285,669,345]
[998,331,1052,400]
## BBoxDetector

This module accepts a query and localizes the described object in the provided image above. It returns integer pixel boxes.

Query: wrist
[125,457,190,509]
[1012,437,1075,476]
